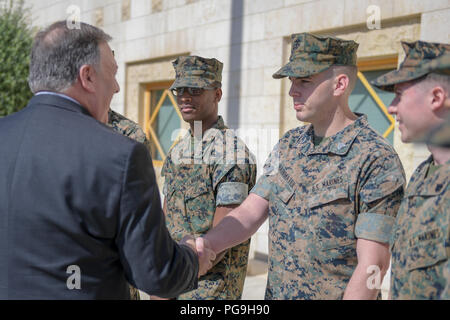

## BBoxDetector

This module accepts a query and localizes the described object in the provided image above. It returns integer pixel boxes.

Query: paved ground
[242,273,268,300]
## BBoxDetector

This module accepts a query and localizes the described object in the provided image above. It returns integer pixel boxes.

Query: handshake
[150,236,217,300]
[180,235,217,277]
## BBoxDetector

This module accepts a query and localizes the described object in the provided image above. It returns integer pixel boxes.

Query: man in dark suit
[0,21,215,299]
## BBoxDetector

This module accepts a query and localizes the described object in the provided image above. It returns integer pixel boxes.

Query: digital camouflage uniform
[373,40,450,300]
[107,108,151,300]
[251,33,406,300]
[388,157,449,299]
[108,109,151,152]
[162,56,257,300]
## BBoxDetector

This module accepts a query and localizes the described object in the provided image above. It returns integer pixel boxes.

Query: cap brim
[272,61,331,79]
[371,66,437,92]
[169,77,213,90]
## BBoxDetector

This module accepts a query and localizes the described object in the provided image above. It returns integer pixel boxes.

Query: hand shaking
[180,235,216,277]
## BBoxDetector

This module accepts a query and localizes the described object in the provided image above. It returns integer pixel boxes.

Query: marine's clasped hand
[180,236,216,277]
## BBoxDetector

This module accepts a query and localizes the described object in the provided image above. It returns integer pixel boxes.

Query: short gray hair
[421,72,450,93]
[28,21,112,93]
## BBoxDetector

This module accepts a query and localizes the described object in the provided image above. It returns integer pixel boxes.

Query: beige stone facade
[25,0,450,292]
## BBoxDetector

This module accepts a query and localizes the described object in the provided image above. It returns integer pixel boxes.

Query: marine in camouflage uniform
[250,33,406,299]
[161,56,257,300]
[107,109,150,300]
[372,40,450,300]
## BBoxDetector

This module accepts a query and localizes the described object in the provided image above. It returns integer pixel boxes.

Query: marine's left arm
[344,153,406,299]
[209,145,257,265]
[343,239,390,299]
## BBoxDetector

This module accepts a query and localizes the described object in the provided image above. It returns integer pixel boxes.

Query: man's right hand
[180,235,216,277]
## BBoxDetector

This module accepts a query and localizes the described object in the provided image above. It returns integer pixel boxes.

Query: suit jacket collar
[29,93,93,118]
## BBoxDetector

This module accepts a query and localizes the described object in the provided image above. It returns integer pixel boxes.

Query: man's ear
[215,88,223,102]
[78,64,96,93]
[430,86,447,113]
[333,74,350,97]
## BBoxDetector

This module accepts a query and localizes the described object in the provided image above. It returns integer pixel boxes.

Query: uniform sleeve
[116,142,198,297]
[212,135,257,206]
[250,141,281,201]
[355,153,406,243]
[215,163,257,206]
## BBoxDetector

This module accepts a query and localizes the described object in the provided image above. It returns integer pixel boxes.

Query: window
[350,56,398,144]
[144,82,184,166]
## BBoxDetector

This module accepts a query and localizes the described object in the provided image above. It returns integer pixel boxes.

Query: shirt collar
[35,91,82,107]
[187,115,227,143]
[302,113,368,156]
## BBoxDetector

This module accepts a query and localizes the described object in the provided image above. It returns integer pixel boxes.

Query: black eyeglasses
[171,87,215,97]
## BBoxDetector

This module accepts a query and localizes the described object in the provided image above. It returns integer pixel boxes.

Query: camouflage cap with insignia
[273,33,359,79]
[170,55,223,90]
[372,40,450,92]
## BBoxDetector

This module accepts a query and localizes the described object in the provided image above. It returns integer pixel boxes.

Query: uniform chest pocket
[184,181,210,201]
[307,182,350,209]
[183,174,212,201]
[183,179,215,235]
[404,179,448,226]
[407,175,448,198]
[405,230,448,271]
[308,182,356,251]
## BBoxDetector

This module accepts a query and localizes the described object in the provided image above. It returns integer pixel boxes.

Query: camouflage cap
[170,55,223,90]
[371,40,450,92]
[273,33,359,79]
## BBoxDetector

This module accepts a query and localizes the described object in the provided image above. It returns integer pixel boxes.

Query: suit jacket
[0,94,198,299]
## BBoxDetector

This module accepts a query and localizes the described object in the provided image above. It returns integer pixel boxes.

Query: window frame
[356,56,398,139]
[144,81,183,166]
